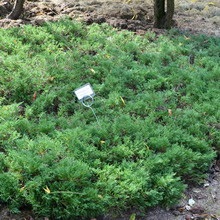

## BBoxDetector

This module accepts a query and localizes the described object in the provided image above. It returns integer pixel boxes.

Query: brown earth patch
[0,0,220,36]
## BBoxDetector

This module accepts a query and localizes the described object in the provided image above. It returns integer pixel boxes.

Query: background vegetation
[0,19,219,219]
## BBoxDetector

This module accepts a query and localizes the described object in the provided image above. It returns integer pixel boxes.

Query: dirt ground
[0,0,220,36]
[0,0,220,219]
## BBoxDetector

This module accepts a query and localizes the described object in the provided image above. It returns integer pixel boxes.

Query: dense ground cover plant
[0,19,219,218]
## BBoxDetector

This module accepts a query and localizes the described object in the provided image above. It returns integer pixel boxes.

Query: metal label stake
[74,83,100,127]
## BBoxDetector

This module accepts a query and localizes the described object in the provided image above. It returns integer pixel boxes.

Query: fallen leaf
[190,206,204,214]
[90,68,96,73]
[184,35,190,40]
[20,186,26,192]
[120,96,125,106]
[43,186,51,194]
[32,92,37,101]
[168,109,172,116]
[48,76,55,82]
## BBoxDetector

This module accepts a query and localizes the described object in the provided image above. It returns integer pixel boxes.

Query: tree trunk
[154,0,166,28]
[154,0,174,29]
[7,0,25,19]
[165,0,175,28]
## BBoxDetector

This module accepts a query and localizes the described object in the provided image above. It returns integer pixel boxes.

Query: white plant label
[74,83,95,101]
[73,83,100,126]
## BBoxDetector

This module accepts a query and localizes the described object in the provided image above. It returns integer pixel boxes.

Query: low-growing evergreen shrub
[0,19,219,218]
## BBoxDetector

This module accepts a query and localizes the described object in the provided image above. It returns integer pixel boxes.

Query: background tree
[154,0,175,29]
[7,0,25,19]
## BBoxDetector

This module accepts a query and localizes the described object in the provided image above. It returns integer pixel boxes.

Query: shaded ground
[0,0,220,219]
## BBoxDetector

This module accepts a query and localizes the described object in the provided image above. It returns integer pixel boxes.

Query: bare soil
[0,0,220,219]
[0,0,220,36]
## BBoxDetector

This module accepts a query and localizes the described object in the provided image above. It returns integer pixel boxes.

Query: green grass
[0,19,219,219]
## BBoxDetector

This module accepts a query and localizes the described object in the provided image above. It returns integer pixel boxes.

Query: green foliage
[0,19,219,218]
